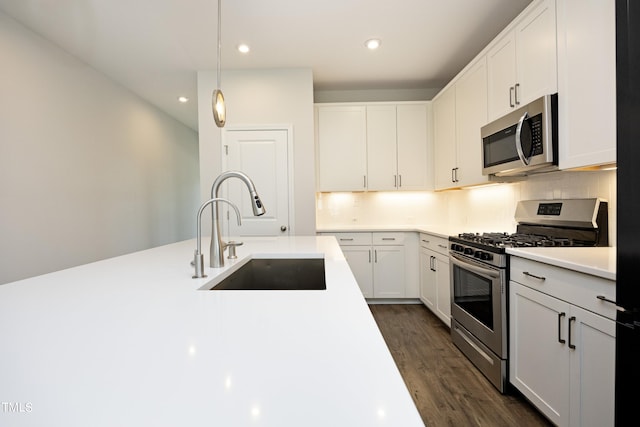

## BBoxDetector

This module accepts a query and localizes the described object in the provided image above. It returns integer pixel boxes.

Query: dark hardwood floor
[369,304,552,427]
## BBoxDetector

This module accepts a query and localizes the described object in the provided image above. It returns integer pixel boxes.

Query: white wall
[0,12,200,285]
[316,169,617,246]
[197,68,316,235]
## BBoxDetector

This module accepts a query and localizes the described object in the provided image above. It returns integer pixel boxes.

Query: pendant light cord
[217,0,222,89]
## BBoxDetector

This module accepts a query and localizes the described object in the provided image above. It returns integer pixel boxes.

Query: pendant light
[212,0,226,127]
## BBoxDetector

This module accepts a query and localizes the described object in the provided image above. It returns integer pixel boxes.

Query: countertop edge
[506,247,616,281]
[316,225,456,239]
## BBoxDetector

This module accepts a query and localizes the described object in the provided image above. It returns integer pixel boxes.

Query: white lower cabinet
[509,257,615,427]
[326,232,418,299]
[372,245,406,298]
[419,233,451,326]
[341,245,375,298]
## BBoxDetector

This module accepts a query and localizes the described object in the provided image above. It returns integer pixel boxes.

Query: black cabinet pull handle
[568,316,576,349]
[596,295,625,311]
[558,312,566,344]
[523,271,546,281]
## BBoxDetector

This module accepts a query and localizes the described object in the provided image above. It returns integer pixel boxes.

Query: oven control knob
[451,244,463,252]
[464,247,474,256]
[481,252,493,261]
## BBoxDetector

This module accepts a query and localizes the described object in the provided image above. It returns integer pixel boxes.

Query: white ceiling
[0,0,532,131]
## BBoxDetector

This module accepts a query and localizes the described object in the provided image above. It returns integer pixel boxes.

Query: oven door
[450,252,506,358]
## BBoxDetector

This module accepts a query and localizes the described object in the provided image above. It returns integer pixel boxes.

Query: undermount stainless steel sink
[205,258,326,291]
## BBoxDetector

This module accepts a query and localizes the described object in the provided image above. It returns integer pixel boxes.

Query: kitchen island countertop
[0,236,423,426]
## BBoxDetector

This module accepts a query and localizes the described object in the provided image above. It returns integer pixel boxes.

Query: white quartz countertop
[0,236,423,427]
[317,224,458,239]
[506,247,616,281]
[317,226,616,281]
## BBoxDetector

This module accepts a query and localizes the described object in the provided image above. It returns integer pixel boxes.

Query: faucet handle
[226,241,244,259]
[192,250,207,278]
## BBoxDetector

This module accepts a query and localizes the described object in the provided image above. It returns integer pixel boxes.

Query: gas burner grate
[455,232,585,248]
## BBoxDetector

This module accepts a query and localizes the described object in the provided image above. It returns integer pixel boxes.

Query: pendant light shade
[212,0,226,128]
[212,89,226,127]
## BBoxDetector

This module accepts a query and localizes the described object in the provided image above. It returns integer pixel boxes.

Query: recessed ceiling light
[177,96,189,103]
[237,44,250,54]
[365,39,381,50]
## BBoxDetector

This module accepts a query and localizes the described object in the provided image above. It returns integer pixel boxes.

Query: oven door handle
[450,253,500,278]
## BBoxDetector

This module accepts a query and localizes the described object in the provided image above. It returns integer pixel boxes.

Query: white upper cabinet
[556,0,616,169]
[455,58,489,188]
[487,0,558,121]
[396,104,430,190]
[316,106,367,191]
[433,86,457,190]
[487,32,517,121]
[316,102,430,192]
[367,105,399,191]
[433,58,489,190]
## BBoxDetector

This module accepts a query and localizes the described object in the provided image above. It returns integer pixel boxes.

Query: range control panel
[537,202,562,216]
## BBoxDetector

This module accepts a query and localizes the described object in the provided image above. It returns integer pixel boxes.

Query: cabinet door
[510,282,570,426]
[419,247,436,310]
[568,305,615,427]
[396,104,429,190]
[317,106,367,191]
[373,245,405,298]
[341,245,373,298]
[487,31,517,121]
[366,105,398,190]
[455,58,489,188]
[557,0,616,169]
[433,86,457,190]
[434,253,451,327]
[515,0,558,107]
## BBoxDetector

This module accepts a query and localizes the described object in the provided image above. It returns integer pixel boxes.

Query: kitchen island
[0,236,424,426]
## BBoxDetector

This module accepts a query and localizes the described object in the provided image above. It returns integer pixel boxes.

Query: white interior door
[221,128,290,237]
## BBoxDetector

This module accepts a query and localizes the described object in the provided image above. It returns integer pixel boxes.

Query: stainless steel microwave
[481,94,558,177]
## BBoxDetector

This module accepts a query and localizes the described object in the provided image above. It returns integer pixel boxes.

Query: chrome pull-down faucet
[209,171,266,268]
[193,197,241,278]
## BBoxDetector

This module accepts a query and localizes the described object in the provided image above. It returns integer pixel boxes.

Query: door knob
[280,225,287,232]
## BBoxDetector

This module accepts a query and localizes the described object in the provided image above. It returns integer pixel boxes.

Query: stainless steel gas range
[449,198,609,392]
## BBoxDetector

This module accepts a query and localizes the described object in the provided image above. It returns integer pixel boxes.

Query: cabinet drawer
[331,232,373,246]
[510,257,616,320]
[373,232,405,245]
[419,233,450,255]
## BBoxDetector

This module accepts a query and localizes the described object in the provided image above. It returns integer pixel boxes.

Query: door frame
[221,124,296,235]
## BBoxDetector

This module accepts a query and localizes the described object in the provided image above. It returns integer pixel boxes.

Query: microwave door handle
[450,253,500,278]
[515,111,530,165]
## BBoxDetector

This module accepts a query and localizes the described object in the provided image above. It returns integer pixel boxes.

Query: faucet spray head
[250,191,266,216]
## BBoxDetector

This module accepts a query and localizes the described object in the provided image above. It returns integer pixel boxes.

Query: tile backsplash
[316,169,617,246]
